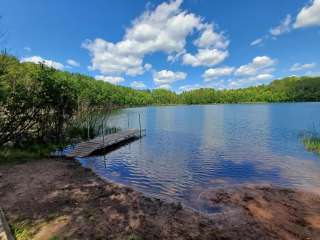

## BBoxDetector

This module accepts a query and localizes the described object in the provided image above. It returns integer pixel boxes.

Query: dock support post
[87,120,90,139]
[102,120,105,145]
[103,155,107,168]
[127,113,130,129]
[138,113,142,137]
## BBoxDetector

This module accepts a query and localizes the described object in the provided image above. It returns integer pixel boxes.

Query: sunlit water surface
[77,103,320,212]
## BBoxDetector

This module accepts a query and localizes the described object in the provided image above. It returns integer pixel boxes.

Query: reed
[303,137,320,154]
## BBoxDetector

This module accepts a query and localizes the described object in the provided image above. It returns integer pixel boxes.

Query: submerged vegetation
[1,53,320,162]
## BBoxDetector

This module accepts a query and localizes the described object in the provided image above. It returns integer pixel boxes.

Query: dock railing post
[138,113,142,137]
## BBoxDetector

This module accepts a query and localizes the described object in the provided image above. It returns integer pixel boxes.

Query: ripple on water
[78,104,320,213]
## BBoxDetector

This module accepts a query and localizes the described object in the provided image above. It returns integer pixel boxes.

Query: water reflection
[78,103,320,211]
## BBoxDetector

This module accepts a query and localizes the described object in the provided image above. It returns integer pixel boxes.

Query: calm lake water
[78,103,320,212]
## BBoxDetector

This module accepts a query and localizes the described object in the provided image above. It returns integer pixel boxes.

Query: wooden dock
[66,129,145,158]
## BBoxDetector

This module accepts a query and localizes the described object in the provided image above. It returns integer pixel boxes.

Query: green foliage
[0,144,57,165]
[1,54,320,111]
[180,76,320,104]
[12,222,33,240]
[0,55,79,146]
[127,234,143,240]
[48,236,60,240]
[151,88,179,104]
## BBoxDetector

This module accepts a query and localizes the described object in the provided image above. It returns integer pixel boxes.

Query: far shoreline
[121,101,320,110]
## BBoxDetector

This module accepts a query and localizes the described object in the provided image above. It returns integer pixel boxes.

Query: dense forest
[1,54,320,108]
[1,53,320,149]
[180,77,320,104]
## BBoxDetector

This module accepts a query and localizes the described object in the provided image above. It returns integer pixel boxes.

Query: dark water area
[77,103,320,212]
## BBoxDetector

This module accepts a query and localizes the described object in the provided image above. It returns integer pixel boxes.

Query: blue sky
[1,0,320,92]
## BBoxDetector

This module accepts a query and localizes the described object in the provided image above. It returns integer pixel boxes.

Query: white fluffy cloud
[235,65,257,76]
[144,63,152,71]
[235,56,275,76]
[212,73,274,90]
[156,84,172,90]
[183,23,229,67]
[239,73,274,84]
[178,83,202,92]
[20,56,64,70]
[251,0,320,46]
[250,38,263,46]
[167,50,186,63]
[250,15,292,45]
[295,0,320,28]
[254,73,274,80]
[83,0,229,76]
[270,15,292,36]
[153,70,187,86]
[130,81,146,89]
[290,62,316,71]
[83,0,204,76]
[206,56,276,89]
[182,49,228,67]
[252,56,275,67]
[202,67,234,81]
[67,59,80,67]
[194,24,229,49]
[83,38,145,76]
[95,75,125,84]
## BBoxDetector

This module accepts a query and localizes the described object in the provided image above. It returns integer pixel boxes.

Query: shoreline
[122,101,320,110]
[1,158,320,240]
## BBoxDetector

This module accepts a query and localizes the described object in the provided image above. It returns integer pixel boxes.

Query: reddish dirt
[0,158,320,240]
[201,186,320,240]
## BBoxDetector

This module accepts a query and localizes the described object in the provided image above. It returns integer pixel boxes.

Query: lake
[78,103,320,212]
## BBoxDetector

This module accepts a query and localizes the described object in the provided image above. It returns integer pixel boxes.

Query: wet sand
[0,158,320,240]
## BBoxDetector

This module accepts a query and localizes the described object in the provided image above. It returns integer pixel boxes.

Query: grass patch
[127,235,143,240]
[11,219,64,240]
[11,222,33,240]
[0,144,58,165]
[48,236,60,240]
[303,137,320,154]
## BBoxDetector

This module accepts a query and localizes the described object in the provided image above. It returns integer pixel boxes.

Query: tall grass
[303,137,320,154]
[301,124,320,155]
[0,144,58,165]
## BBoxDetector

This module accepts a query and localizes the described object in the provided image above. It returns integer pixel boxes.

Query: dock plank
[66,129,143,158]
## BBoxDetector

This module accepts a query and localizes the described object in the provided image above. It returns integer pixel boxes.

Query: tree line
[180,76,320,104]
[1,53,320,147]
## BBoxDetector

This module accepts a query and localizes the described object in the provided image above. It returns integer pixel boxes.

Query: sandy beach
[0,158,320,240]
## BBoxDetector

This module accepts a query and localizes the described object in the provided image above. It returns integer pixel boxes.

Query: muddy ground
[0,158,320,240]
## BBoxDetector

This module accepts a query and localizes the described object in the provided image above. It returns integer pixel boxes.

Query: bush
[0,144,57,165]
